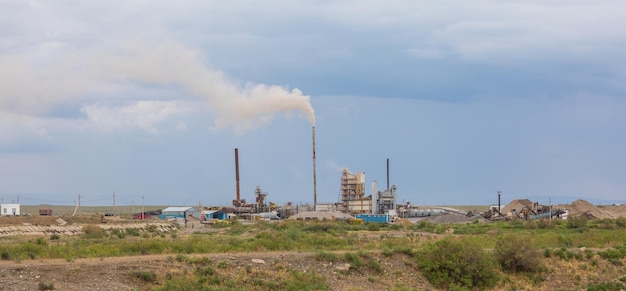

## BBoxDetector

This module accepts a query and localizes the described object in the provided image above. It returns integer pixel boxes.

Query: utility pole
[141,195,144,220]
[549,197,552,223]
[73,194,81,216]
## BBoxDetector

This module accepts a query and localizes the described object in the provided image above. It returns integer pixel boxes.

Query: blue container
[355,214,390,223]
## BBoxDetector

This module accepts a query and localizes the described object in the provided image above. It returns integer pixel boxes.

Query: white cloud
[405,48,443,60]
[81,100,196,134]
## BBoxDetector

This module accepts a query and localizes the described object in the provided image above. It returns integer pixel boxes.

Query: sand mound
[501,199,533,215]
[598,204,626,218]
[564,199,613,219]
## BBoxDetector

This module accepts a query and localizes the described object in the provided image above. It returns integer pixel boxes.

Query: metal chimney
[312,126,317,211]
[235,148,241,202]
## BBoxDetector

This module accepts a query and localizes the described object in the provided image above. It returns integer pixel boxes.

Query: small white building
[1,204,20,216]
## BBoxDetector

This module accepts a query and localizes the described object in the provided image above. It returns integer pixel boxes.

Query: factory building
[158,207,201,220]
[338,168,372,214]
[372,182,397,215]
[338,159,398,216]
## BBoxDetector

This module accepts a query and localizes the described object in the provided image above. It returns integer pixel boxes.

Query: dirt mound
[0,216,62,226]
[563,199,613,219]
[598,204,626,218]
[501,199,533,215]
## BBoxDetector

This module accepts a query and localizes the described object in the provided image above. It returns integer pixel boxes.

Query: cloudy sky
[2,1,626,207]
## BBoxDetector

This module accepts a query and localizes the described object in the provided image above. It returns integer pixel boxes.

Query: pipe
[235,148,240,202]
[312,126,317,211]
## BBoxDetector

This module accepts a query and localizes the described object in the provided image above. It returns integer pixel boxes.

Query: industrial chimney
[312,126,317,211]
[234,148,241,205]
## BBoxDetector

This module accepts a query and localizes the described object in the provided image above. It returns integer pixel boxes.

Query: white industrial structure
[1,203,20,216]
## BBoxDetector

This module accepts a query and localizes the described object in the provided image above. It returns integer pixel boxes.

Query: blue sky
[1,1,626,206]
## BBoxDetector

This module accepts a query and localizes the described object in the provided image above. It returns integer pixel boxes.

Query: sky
[2,1,626,207]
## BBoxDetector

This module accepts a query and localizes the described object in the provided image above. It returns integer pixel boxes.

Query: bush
[416,237,499,289]
[125,228,140,236]
[314,251,339,262]
[537,219,554,229]
[131,271,157,283]
[37,282,55,291]
[343,252,364,270]
[367,223,382,231]
[566,216,588,229]
[587,282,624,291]
[494,234,545,273]
[82,225,104,238]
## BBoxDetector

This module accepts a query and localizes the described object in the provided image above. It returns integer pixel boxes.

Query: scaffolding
[339,168,371,214]
[254,186,268,213]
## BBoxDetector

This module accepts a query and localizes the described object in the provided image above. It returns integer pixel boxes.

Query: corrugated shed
[162,207,193,212]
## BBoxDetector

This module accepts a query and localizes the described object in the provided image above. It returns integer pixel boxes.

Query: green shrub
[416,237,499,289]
[587,281,624,291]
[109,229,125,238]
[566,216,588,229]
[494,234,544,273]
[367,223,382,231]
[525,220,538,229]
[543,248,552,258]
[598,248,626,260]
[343,252,364,270]
[131,271,157,283]
[314,251,339,262]
[537,219,554,229]
[125,228,140,236]
[196,265,215,276]
[37,282,55,291]
[49,233,60,240]
[82,225,104,238]
[367,259,383,274]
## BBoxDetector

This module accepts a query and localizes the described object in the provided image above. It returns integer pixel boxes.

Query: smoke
[0,40,315,132]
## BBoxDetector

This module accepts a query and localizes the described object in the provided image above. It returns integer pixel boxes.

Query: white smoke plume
[0,40,315,132]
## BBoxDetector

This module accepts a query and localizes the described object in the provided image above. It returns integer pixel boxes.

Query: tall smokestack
[497,191,501,213]
[312,126,317,211]
[235,148,240,202]
[386,158,390,190]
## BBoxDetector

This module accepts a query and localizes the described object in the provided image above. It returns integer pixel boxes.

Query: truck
[39,209,53,216]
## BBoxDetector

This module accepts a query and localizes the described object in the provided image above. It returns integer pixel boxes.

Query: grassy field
[4,205,626,290]
[2,215,626,290]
